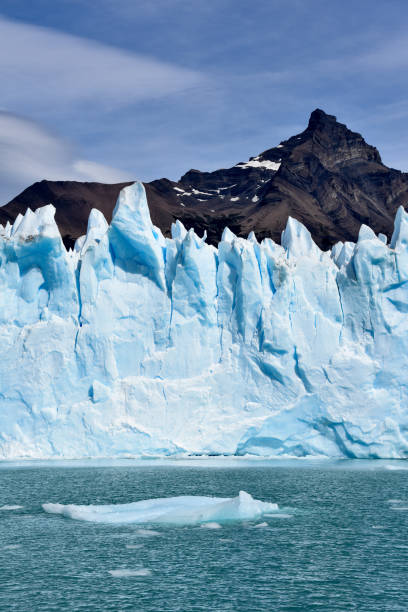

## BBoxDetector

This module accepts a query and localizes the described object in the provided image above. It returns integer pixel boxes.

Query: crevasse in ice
[1,181,408,459]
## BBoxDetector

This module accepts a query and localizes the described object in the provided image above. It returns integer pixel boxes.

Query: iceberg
[2,181,408,459]
[42,490,278,525]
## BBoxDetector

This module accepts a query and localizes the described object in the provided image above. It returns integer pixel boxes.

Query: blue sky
[0,0,407,203]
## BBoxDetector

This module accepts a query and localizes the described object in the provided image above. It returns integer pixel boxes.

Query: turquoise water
[1,459,408,611]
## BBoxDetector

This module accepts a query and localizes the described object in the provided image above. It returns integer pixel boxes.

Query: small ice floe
[3,544,21,550]
[0,505,23,511]
[42,491,278,526]
[387,499,403,504]
[264,513,293,519]
[109,568,151,578]
[125,544,144,549]
[200,522,221,529]
[385,465,408,471]
[254,522,268,528]
[134,529,161,537]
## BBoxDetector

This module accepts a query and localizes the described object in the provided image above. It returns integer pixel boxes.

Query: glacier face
[1,181,408,459]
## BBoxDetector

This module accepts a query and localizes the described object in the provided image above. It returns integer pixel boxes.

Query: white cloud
[0,15,204,112]
[0,112,133,205]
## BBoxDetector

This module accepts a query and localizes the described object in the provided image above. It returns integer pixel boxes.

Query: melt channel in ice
[2,181,408,459]
[42,491,278,525]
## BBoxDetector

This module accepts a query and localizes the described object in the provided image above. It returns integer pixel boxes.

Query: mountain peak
[1,109,406,252]
[297,107,383,167]
[307,108,337,130]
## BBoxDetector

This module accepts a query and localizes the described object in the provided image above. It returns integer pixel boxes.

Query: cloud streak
[0,15,204,112]
[0,112,134,205]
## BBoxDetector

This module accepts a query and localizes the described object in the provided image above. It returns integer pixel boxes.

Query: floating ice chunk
[254,522,268,528]
[134,529,161,537]
[109,568,152,577]
[42,491,278,526]
[385,465,408,471]
[0,505,23,510]
[264,513,293,519]
[201,522,221,529]
[125,544,144,549]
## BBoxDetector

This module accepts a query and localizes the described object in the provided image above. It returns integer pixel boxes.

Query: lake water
[1,458,408,611]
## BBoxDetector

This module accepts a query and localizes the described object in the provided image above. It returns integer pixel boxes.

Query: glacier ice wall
[1,181,408,459]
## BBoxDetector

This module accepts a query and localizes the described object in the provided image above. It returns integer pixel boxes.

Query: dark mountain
[2,109,408,250]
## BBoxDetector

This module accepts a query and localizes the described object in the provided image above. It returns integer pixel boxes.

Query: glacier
[1,181,408,459]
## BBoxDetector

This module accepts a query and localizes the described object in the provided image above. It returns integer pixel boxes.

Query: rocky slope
[1,109,408,250]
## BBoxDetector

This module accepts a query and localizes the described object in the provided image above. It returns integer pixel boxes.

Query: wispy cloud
[0,15,204,112]
[0,112,134,205]
[295,33,408,82]
[351,35,408,72]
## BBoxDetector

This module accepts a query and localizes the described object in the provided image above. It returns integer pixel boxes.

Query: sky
[0,0,408,204]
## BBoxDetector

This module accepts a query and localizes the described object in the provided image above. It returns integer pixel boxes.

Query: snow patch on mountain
[236,157,281,171]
